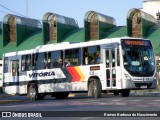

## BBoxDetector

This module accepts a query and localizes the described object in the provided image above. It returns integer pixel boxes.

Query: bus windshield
[121,39,155,77]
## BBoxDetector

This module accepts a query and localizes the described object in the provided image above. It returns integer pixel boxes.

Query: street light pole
[26,0,28,17]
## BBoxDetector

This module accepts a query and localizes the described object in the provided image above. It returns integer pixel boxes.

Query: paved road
[0,93,160,111]
[0,93,160,120]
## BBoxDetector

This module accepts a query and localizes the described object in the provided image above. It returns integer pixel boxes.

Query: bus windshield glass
[121,39,155,77]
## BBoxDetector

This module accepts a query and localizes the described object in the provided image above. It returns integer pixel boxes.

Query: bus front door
[10,60,19,94]
[106,48,117,89]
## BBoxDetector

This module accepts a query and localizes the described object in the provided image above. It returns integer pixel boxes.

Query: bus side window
[83,46,100,65]
[47,52,51,68]
[34,53,46,70]
[44,52,48,69]
[65,48,81,66]
[117,49,120,66]
[32,54,37,70]
[4,57,9,73]
[83,48,88,65]
[21,55,32,71]
[50,51,63,68]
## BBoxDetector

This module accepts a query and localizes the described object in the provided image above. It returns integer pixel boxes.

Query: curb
[69,93,87,97]
[0,100,27,104]
[130,92,160,96]
[144,92,160,96]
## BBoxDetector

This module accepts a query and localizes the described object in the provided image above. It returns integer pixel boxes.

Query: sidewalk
[0,93,29,104]
[0,87,29,104]
[130,90,160,96]
[0,92,86,104]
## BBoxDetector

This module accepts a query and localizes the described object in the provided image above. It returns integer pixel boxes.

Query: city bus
[2,37,157,100]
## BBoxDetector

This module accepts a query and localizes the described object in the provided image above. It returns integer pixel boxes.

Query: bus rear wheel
[88,78,102,98]
[121,89,130,97]
[27,84,45,100]
[114,91,119,96]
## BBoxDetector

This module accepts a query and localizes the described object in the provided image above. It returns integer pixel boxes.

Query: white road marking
[0,105,26,107]
[136,105,149,107]
[81,117,95,120]
[100,102,111,105]
[112,99,122,101]
[89,99,100,102]
[115,102,126,105]
[129,99,141,102]
[153,99,160,102]
[100,102,126,106]
[89,101,102,104]
[148,103,159,105]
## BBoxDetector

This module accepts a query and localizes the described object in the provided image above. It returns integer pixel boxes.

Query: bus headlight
[124,73,132,81]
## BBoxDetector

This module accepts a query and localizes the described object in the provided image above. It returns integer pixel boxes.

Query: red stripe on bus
[66,67,81,82]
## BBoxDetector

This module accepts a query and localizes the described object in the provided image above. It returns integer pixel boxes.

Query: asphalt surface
[0,91,160,104]
[0,92,160,120]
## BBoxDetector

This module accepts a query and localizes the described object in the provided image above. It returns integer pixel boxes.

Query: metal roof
[0,31,43,59]
[3,14,41,28]
[104,26,127,38]
[63,28,85,42]
[43,12,78,27]
[127,8,156,23]
[84,11,116,25]
[147,26,160,55]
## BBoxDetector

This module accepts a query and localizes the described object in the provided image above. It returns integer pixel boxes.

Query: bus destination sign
[123,40,150,46]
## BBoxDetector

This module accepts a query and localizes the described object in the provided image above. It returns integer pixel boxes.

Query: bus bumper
[122,79,157,89]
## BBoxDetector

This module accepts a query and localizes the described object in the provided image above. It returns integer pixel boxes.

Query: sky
[0,0,144,27]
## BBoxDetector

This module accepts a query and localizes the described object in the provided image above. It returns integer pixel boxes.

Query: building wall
[143,0,160,19]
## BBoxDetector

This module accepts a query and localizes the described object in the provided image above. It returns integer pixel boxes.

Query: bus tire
[55,92,69,99]
[38,94,45,100]
[121,89,130,97]
[88,81,94,96]
[114,91,119,96]
[88,78,102,98]
[27,84,39,101]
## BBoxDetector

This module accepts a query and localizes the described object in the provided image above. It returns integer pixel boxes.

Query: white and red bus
[2,37,157,100]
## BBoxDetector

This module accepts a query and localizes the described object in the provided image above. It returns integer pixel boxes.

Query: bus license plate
[140,86,147,89]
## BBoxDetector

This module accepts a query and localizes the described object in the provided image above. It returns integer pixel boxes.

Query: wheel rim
[30,88,36,97]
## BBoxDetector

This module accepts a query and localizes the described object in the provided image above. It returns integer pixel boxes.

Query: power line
[0,9,43,23]
[0,3,43,23]
[0,10,8,14]
[0,3,25,17]
[0,3,42,21]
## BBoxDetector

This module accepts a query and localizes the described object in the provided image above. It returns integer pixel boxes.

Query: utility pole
[26,0,28,17]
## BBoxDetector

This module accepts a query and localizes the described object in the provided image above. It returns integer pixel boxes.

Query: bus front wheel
[88,78,102,98]
[121,89,130,97]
